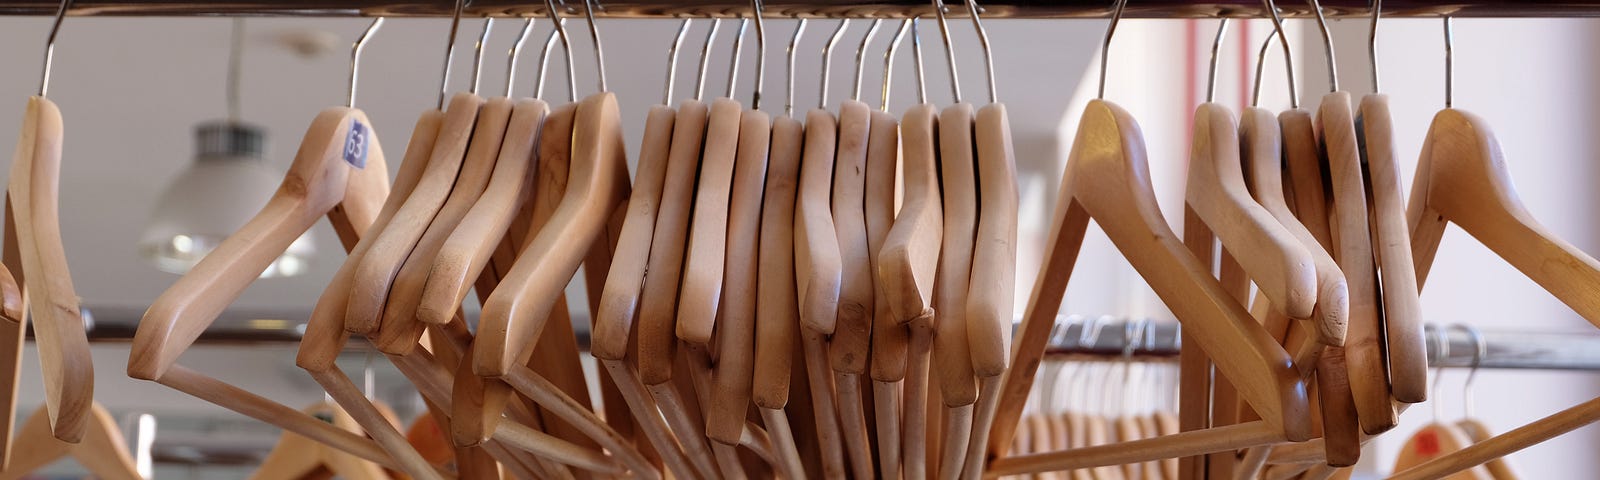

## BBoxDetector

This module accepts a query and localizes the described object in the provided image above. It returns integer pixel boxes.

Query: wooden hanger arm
[1355,94,1427,404]
[676,98,744,345]
[1186,103,1318,320]
[752,115,804,409]
[986,420,1283,478]
[419,99,548,329]
[795,108,843,335]
[879,104,943,325]
[866,109,906,384]
[593,104,675,360]
[478,92,628,377]
[966,103,1021,377]
[636,100,709,386]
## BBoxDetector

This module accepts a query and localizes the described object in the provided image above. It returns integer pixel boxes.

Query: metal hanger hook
[1096,0,1128,100]
[786,19,808,116]
[437,0,466,109]
[751,0,767,110]
[882,19,911,112]
[506,17,537,98]
[543,0,578,101]
[1431,325,1451,422]
[912,16,928,105]
[728,18,750,99]
[583,0,608,93]
[1261,0,1299,108]
[1370,0,1381,92]
[932,0,962,103]
[852,19,883,103]
[348,17,384,108]
[1206,19,1229,104]
[664,18,693,105]
[471,18,495,95]
[697,18,723,101]
[38,0,71,97]
[1444,16,1454,108]
[819,19,850,109]
[966,0,998,103]
[1306,0,1339,92]
[534,19,566,99]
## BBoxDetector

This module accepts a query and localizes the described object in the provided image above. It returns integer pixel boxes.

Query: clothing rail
[1043,317,1600,371]
[0,1,1594,18]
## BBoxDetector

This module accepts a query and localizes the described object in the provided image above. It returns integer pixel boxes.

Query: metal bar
[1038,317,1600,372]
[0,1,1595,18]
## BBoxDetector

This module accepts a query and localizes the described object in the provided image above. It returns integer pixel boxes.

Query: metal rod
[2,1,1587,18]
[1033,317,1600,372]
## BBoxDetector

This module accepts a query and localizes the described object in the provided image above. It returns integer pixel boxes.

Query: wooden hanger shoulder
[1354,94,1427,405]
[1187,102,1318,321]
[1393,422,1493,480]
[9,96,91,441]
[1240,106,1348,349]
[866,108,907,384]
[708,108,772,445]
[752,114,804,410]
[418,98,549,328]
[344,93,483,335]
[477,92,628,377]
[795,107,843,336]
[967,102,1021,378]
[372,97,515,353]
[592,104,676,361]
[934,102,979,408]
[880,103,942,325]
[675,97,744,346]
[1316,92,1395,435]
[828,99,875,377]
[636,100,709,387]
[133,105,379,380]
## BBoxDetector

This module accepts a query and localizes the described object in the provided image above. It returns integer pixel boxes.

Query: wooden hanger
[590,103,704,480]
[795,106,849,479]
[1456,419,1519,480]
[1354,93,1427,405]
[880,102,943,480]
[864,107,904,480]
[707,106,771,448]
[933,102,979,480]
[0,402,140,480]
[1314,92,1399,435]
[676,97,745,348]
[1393,422,1492,480]
[130,104,413,473]
[984,99,1310,478]
[829,98,876,480]
[342,95,482,335]
[475,91,629,374]
[1388,108,1600,479]
[371,97,514,352]
[635,99,722,478]
[965,101,1022,478]
[755,112,809,480]
[8,96,91,443]
[248,402,392,480]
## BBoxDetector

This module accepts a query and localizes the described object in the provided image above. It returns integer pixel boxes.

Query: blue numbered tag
[343,119,369,169]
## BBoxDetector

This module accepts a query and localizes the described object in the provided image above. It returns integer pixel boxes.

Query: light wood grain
[1186,103,1318,322]
[638,100,710,385]
[1391,423,1492,480]
[675,97,744,346]
[477,92,629,375]
[344,94,482,334]
[1456,418,1521,480]
[1355,95,1427,405]
[795,108,844,336]
[966,103,1021,378]
[863,108,905,480]
[1316,92,1396,435]
[9,97,90,441]
[708,109,772,445]
[592,104,676,360]
[754,115,805,410]
[933,103,980,410]
[0,208,26,470]
[0,403,139,480]
[883,106,943,480]
[374,97,513,353]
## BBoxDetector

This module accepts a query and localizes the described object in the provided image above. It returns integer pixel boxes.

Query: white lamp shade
[140,124,314,277]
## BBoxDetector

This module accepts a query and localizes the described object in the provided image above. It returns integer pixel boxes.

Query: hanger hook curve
[39,0,71,97]
[882,19,912,112]
[728,18,750,99]
[507,16,537,98]
[852,19,883,103]
[437,0,465,108]
[349,17,384,108]
[912,17,928,105]
[1305,0,1339,92]
[471,18,495,95]
[786,18,808,116]
[697,18,723,101]
[819,19,850,109]
[583,0,607,93]
[1261,0,1299,108]
[966,0,997,103]
[1206,19,1228,104]
[664,18,693,105]
[1096,0,1128,99]
[751,0,767,110]
[932,0,961,103]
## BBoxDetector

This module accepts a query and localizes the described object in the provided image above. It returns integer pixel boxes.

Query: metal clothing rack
[0,1,1596,18]
[1043,317,1600,372]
